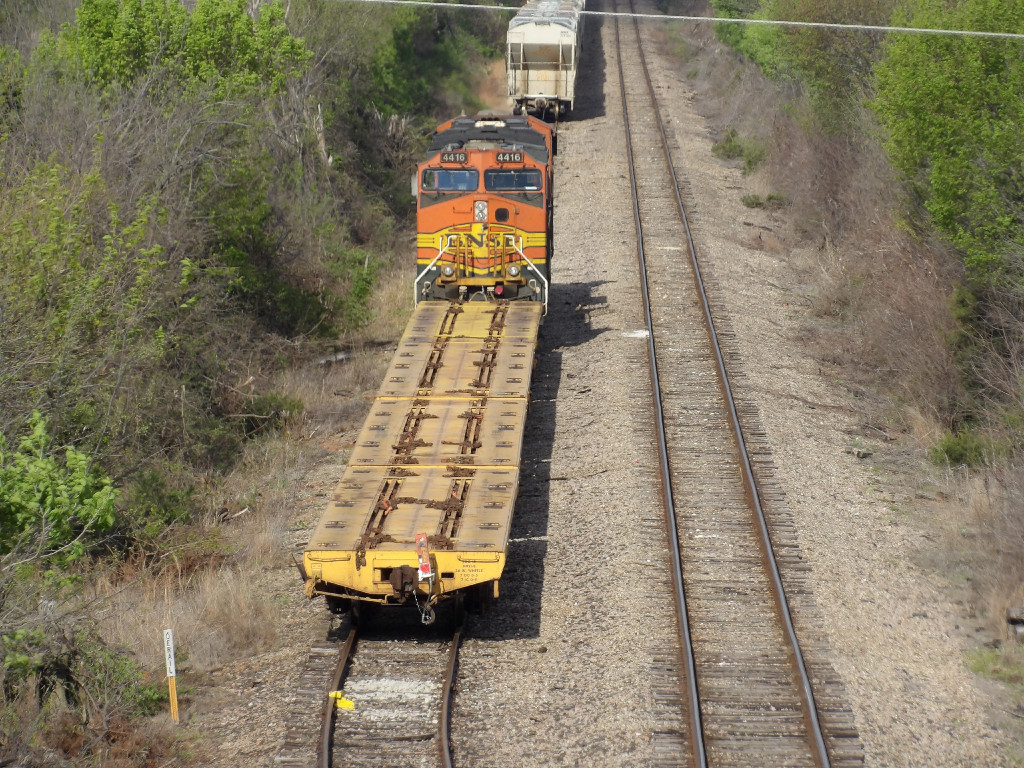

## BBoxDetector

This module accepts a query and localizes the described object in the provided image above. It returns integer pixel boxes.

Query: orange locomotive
[414,113,553,308]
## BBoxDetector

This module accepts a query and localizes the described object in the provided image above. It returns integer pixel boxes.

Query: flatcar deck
[347,397,529,468]
[379,335,536,400]
[302,301,542,614]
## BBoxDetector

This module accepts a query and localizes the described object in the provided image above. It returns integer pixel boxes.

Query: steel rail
[612,6,707,767]
[317,627,358,768]
[438,624,464,768]
[316,624,461,768]
[622,1,833,765]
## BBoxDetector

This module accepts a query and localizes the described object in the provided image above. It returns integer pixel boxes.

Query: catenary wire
[325,0,1024,41]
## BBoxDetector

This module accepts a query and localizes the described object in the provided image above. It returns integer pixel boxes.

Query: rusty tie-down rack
[391,407,436,465]
[442,407,484,460]
[354,301,513,574]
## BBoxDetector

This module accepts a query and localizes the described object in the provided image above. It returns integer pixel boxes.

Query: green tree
[873,0,1024,277]
[67,0,308,96]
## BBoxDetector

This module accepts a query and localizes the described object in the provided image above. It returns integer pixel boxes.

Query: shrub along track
[611,0,864,764]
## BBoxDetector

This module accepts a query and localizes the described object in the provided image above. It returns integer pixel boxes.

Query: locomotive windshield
[484,169,543,191]
[421,169,479,192]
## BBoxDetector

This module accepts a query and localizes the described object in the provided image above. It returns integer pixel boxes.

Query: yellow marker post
[164,628,179,723]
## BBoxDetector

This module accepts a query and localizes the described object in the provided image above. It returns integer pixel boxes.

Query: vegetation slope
[0,0,505,763]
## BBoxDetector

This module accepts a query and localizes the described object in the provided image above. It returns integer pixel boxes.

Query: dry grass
[178,568,279,671]
[229,507,289,567]
[936,468,1024,636]
[794,213,961,426]
[93,563,276,674]
[99,714,181,766]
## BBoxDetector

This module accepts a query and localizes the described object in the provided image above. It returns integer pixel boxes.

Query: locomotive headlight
[475,200,487,222]
[442,265,455,277]
[508,265,520,277]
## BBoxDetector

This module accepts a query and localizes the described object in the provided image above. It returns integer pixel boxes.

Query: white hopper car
[506,0,584,119]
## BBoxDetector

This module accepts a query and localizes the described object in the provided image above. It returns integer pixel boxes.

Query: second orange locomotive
[414,113,553,307]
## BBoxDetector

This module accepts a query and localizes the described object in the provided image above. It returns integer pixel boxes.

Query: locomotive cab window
[484,169,542,192]
[422,169,479,192]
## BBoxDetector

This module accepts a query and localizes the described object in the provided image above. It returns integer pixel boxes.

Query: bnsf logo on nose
[459,232,513,248]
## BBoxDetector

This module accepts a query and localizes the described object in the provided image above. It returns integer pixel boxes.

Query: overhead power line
[331,0,1024,41]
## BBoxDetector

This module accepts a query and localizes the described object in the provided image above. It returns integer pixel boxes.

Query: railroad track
[276,617,461,768]
[610,1,865,766]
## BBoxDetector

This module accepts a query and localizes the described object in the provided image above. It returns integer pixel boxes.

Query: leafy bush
[244,392,304,439]
[712,127,766,173]
[711,0,892,129]
[0,161,183,493]
[122,468,195,542]
[0,412,118,564]
[0,45,22,122]
[1,616,170,762]
[742,192,786,209]
[873,4,1024,444]
[67,0,310,97]
[711,0,764,51]
[966,646,1024,685]
[0,1,330,512]
[928,427,1003,467]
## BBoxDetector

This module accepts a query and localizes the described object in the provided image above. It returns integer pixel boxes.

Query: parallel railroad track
[610,2,865,766]
[276,619,461,768]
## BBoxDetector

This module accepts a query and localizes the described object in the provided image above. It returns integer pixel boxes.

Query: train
[300,113,554,625]
[506,0,585,119]
[414,113,554,307]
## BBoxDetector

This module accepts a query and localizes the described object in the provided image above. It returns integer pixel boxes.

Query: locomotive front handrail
[415,233,547,310]
[508,235,549,313]
[414,236,456,306]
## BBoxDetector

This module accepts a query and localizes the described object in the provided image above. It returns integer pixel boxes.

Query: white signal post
[164,628,179,723]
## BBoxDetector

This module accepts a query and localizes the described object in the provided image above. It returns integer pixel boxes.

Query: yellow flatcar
[301,301,542,624]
